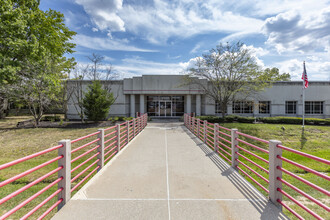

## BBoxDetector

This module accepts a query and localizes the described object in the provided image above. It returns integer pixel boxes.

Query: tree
[0,0,75,84]
[82,81,115,121]
[185,42,291,117]
[1,0,76,125]
[69,53,118,122]
[86,53,118,83]
[70,65,89,122]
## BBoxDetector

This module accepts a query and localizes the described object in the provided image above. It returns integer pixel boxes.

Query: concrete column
[140,95,145,114]
[196,94,201,116]
[186,95,191,114]
[254,101,258,115]
[227,104,233,115]
[214,123,219,152]
[231,129,239,170]
[58,140,71,210]
[130,95,135,117]
[269,140,283,210]
[97,129,104,171]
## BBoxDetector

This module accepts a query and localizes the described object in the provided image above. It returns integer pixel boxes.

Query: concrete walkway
[53,121,288,220]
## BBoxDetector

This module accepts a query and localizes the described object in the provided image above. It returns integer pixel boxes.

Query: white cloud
[179,57,203,70]
[63,10,89,30]
[190,43,202,54]
[75,0,264,44]
[274,59,330,81]
[263,7,330,54]
[75,0,125,32]
[92,27,98,32]
[115,57,186,78]
[73,34,157,52]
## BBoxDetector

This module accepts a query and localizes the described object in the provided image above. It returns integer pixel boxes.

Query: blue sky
[40,0,330,81]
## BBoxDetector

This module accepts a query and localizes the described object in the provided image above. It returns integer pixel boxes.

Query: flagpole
[302,83,305,128]
[302,61,305,128]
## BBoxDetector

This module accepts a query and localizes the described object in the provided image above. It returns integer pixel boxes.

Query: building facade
[67,75,330,119]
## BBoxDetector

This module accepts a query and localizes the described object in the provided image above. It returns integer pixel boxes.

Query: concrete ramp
[53,121,288,220]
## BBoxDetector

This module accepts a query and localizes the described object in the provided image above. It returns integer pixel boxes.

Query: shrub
[123,117,133,121]
[259,117,330,125]
[236,116,255,123]
[41,115,61,121]
[197,116,224,123]
[195,115,330,125]
[108,116,133,123]
[82,81,115,121]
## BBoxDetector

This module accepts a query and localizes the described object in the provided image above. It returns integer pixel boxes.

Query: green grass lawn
[209,123,330,220]
[0,116,121,219]
[1,117,329,219]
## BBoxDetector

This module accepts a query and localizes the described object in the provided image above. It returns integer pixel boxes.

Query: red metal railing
[184,113,329,219]
[0,113,148,219]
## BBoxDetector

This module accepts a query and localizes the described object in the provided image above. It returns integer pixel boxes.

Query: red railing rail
[0,113,148,219]
[184,113,329,219]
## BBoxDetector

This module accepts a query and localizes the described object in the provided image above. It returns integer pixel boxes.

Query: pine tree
[82,81,114,121]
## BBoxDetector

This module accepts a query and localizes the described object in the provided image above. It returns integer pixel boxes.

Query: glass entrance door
[159,101,172,117]
[147,96,184,117]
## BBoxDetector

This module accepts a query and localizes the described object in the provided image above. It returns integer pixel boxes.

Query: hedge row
[108,116,133,123]
[196,115,330,125]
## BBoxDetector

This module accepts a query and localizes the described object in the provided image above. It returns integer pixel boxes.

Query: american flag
[301,61,309,89]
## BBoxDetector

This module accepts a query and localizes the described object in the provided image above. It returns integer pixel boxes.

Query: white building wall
[67,80,127,120]
[67,77,330,119]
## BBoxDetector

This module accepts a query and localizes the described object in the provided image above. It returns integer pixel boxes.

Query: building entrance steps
[53,121,289,220]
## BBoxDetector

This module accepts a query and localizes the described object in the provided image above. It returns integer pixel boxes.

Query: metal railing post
[117,124,121,152]
[126,121,130,142]
[203,120,207,143]
[133,118,136,137]
[192,117,195,134]
[231,129,239,170]
[269,140,283,210]
[58,140,71,210]
[97,129,104,171]
[197,119,200,138]
[214,123,219,152]
[138,116,141,133]
[188,116,191,130]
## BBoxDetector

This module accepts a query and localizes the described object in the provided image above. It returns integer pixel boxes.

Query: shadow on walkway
[181,124,288,220]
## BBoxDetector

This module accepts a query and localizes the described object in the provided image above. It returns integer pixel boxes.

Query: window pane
[305,101,323,114]
[286,101,296,114]
[259,101,270,114]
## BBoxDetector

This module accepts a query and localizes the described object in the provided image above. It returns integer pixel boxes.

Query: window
[305,101,323,114]
[172,96,184,116]
[215,102,227,114]
[232,101,253,114]
[285,101,297,114]
[259,101,270,114]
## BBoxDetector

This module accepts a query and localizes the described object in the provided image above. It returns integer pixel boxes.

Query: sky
[40,0,330,81]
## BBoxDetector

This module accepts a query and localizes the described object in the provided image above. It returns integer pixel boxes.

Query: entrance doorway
[147,96,184,117]
[159,101,172,117]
